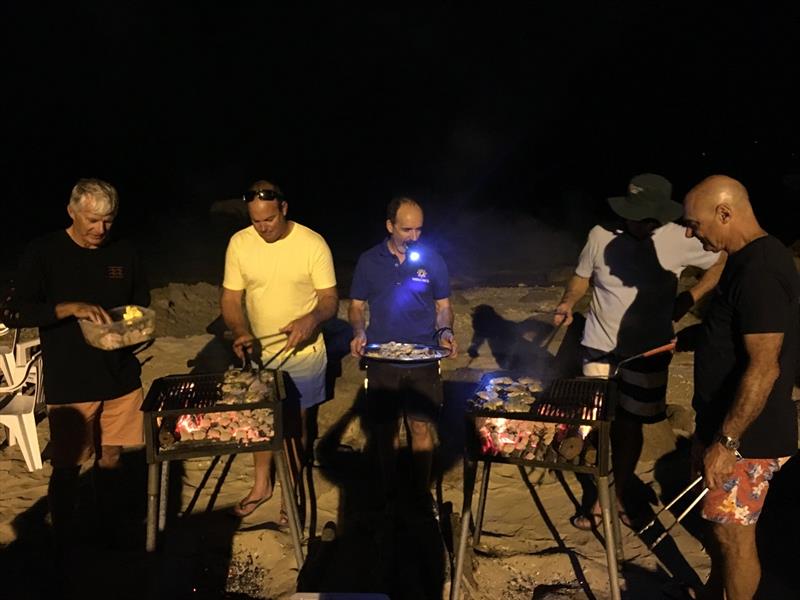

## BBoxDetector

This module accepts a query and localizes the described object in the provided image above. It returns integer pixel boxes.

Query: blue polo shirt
[350,240,451,345]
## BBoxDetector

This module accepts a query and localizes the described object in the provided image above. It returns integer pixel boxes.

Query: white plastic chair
[0,328,40,387]
[0,350,45,471]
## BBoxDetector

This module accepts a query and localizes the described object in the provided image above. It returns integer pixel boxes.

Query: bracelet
[434,327,454,339]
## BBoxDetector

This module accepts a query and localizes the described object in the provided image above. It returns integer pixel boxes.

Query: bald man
[684,175,799,600]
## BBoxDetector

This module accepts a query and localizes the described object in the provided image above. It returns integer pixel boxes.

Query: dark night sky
[4,3,800,271]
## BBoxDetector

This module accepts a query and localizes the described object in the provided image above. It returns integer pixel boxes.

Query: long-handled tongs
[611,340,677,378]
[637,475,709,549]
[637,476,703,535]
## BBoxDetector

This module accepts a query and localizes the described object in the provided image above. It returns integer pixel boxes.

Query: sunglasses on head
[242,189,285,202]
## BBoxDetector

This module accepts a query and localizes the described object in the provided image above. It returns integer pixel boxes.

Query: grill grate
[142,370,285,462]
[468,372,616,425]
[144,373,237,413]
[532,377,614,422]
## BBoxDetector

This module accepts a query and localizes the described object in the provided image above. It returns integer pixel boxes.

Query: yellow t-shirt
[222,222,336,360]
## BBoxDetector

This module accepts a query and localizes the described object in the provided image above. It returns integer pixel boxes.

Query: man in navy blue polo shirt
[349,196,456,501]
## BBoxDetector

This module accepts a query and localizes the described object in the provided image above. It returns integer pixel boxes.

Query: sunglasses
[242,189,285,202]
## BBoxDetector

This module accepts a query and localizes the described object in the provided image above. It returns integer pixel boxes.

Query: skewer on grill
[637,476,704,535]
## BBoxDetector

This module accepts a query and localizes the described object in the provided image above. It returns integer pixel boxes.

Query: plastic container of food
[79,305,156,350]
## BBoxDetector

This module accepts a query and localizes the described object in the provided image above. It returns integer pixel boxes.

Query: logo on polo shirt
[107,266,125,279]
[411,268,429,283]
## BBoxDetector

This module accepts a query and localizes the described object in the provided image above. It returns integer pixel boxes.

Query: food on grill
[363,341,448,361]
[219,368,275,404]
[469,375,543,412]
[79,304,156,350]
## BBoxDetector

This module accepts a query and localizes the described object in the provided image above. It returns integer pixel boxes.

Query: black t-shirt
[7,231,150,404]
[693,235,799,457]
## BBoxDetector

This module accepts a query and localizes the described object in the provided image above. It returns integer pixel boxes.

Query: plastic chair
[0,350,44,471]
[0,328,40,387]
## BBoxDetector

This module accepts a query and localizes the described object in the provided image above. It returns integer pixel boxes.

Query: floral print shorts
[701,456,789,526]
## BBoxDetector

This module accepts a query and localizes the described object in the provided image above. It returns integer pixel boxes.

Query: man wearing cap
[554,173,725,530]
[221,179,338,519]
[684,175,798,600]
[349,196,456,504]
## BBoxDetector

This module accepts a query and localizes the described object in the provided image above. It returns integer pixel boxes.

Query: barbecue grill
[141,368,304,566]
[451,372,623,600]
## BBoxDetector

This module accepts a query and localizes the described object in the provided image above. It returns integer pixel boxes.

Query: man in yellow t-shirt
[221,179,338,519]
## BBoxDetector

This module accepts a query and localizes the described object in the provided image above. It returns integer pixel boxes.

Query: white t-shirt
[223,221,336,361]
[576,222,720,356]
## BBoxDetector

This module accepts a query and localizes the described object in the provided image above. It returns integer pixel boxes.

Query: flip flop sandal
[571,512,602,531]
[571,511,634,531]
[230,492,273,518]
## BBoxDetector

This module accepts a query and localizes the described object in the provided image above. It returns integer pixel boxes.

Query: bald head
[683,175,763,254]
[685,175,752,214]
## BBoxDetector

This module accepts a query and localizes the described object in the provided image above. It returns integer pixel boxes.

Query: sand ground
[1,282,798,600]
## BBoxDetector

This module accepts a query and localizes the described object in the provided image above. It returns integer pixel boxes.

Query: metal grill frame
[142,369,285,463]
[467,371,618,476]
[453,370,625,600]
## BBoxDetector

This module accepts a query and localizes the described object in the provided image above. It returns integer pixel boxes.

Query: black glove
[672,290,695,322]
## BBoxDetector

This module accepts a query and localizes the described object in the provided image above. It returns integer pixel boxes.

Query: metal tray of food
[362,341,451,363]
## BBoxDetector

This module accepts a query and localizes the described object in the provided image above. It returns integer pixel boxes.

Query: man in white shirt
[554,173,725,530]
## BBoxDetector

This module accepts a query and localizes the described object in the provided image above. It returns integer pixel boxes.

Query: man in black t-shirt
[683,175,799,600]
[4,178,150,556]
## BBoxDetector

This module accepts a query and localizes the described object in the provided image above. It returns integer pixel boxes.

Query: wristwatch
[715,433,740,452]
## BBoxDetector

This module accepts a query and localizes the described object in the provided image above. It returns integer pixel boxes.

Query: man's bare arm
[348,299,368,356]
[435,297,457,357]
[688,253,727,303]
[702,331,783,489]
[721,332,783,440]
[674,253,727,322]
[220,287,251,359]
[311,286,339,324]
[554,274,590,326]
[281,286,339,349]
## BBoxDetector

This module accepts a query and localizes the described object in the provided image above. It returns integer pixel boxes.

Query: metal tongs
[242,336,296,372]
[637,475,709,549]
[242,345,263,375]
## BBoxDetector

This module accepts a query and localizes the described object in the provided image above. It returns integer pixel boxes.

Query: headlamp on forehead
[242,189,285,203]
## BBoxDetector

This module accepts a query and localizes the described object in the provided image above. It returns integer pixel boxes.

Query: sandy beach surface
[1,278,799,600]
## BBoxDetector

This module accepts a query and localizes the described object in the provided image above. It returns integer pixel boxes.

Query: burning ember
[163,409,274,445]
[478,417,596,464]
[155,367,277,450]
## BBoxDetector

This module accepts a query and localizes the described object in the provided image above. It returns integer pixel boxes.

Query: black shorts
[365,360,443,424]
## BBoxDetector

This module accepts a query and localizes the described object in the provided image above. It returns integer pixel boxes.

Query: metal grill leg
[450,504,472,600]
[597,475,622,600]
[276,449,304,567]
[158,459,170,532]
[473,461,492,546]
[146,462,160,552]
[609,478,624,566]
